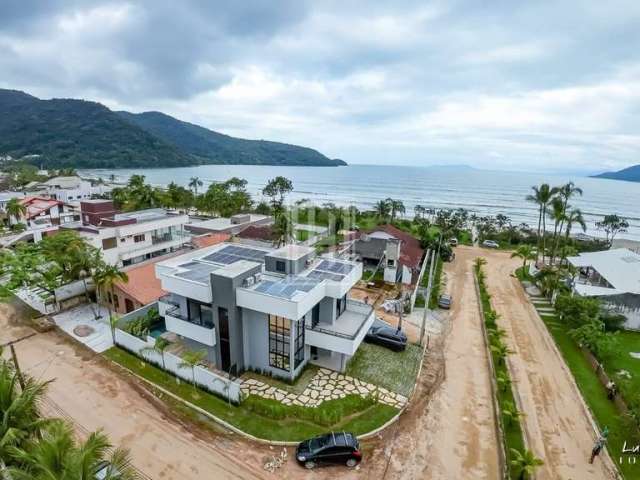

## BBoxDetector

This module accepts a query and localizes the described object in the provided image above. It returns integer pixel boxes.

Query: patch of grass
[313,233,344,253]
[242,364,319,395]
[363,268,385,284]
[538,314,632,478]
[457,230,473,246]
[295,229,313,242]
[105,347,398,441]
[345,342,422,397]
[607,330,640,403]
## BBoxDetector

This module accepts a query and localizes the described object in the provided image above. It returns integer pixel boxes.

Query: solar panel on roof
[315,260,354,275]
[308,270,345,282]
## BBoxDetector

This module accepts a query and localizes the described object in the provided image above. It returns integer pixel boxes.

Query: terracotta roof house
[10,196,78,228]
[191,232,231,249]
[354,224,424,285]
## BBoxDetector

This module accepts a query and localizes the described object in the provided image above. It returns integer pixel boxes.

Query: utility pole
[419,249,434,346]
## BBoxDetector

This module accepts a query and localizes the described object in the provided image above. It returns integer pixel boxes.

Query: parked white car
[482,240,500,249]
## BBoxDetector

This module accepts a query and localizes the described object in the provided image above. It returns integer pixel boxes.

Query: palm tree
[510,448,544,479]
[272,209,294,247]
[526,184,558,265]
[188,177,203,195]
[496,371,512,392]
[510,245,536,271]
[5,198,26,225]
[502,401,523,427]
[141,337,171,369]
[0,361,52,463]
[388,199,405,223]
[490,342,513,365]
[8,422,139,479]
[178,350,207,389]
[564,208,586,243]
[548,197,567,264]
[94,265,129,343]
[374,199,391,222]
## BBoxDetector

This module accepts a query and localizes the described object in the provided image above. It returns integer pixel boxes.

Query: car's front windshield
[310,435,330,451]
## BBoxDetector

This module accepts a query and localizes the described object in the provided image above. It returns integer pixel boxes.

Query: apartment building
[61,200,190,267]
[155,242,374,380]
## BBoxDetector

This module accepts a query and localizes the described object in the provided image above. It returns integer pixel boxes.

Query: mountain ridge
[0,89,345,169]
[591,164,640,182]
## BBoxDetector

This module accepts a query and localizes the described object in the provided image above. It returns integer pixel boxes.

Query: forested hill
[117,111,346,167]
[592,164,640,183]
[0,89,346,168]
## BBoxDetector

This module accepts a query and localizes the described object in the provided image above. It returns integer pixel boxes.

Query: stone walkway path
[241,368,407,409]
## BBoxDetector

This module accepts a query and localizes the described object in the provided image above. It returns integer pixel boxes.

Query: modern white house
[25,176,111,203]
[155,242,374,380]
[61,200,190,267]
[567,248,640,330]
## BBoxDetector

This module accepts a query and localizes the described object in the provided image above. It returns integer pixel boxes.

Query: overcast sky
[1,1,639,173]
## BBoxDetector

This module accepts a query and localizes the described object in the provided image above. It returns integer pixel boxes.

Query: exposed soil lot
[480,248,618,479]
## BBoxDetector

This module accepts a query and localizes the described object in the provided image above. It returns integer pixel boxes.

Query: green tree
[595,214,629,247]
[563,208,586,246]
[5,198,26,225]
[509,448,544,480]
[262,176,293,210]
[511,245,536,270]
[374,199,391,222]
[273,209,294,247]
[526,184,559,264]
[178,350,207,388]
[8,422,139,480]
[188,176,203,195]
[387,198,405,223]
[554,294,601,329]
[141,337,171,369]
[94,265,129,343]
[548,197,566,264]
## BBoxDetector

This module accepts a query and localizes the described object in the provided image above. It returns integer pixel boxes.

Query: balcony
[163,305,216,347]
[151,230,190,245]
[305,300,375,355]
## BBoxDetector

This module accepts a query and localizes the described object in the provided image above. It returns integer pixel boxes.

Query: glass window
[187,299,214,328]
[134,234,145,243]
[275,260,286,273]
[294,319,305,369]
[102,237,117,250]
[269,315,290,371]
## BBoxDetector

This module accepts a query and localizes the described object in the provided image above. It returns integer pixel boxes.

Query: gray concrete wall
[318,297,336,326]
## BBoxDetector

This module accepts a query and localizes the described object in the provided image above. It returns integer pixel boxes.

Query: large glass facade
[269,315,290,371]
[187,299,214,328]
[294,319,305,369]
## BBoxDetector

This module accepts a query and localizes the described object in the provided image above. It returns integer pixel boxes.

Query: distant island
[0,89,346,169]
[591,164,640,183]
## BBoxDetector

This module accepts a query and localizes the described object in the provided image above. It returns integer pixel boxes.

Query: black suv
[296,432,362,469]
[365,318,407,351]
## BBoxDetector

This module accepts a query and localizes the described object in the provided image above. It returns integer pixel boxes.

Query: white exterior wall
[158,274,212,303]
[164,314,216,346]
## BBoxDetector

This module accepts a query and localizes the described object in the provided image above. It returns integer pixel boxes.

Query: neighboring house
[9,196,78,228]
[191,232,231,249]
[61,200,190,267]
[105,258,169,314]
[0,191,27,214]
[185,213,272,236]
[354,224,424,285]
[23,176,111,203]
[155,242,373,379]
[236,225,278,247]
[567,248,640,330]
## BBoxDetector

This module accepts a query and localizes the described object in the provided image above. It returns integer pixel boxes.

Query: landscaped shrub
[122,307,160,338]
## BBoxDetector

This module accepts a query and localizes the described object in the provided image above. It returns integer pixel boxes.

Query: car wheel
[305,461,316,469]
[346,458,358,467]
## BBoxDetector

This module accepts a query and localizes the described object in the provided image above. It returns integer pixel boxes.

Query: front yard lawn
[346,342,423,397]
[295,229,313,242]
[603,329,640,407]
[540,314,635,479]
[105,347,398,442]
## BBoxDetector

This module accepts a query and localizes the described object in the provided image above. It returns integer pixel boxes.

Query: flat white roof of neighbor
[568,248,640,294]
[188,214,269,231]
[268,244,315,260]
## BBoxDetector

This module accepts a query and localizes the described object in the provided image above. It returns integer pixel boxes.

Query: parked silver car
[482,240,499,249]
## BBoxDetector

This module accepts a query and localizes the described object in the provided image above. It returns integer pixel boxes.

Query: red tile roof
[237,225,277,242]
[191,232,231,249]
[367,224,424,270]
[19,196,65,219]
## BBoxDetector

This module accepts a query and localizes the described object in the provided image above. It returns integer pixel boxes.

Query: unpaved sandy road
[0,301,268,480]
[380,246,500,479]
[480,248,617,479]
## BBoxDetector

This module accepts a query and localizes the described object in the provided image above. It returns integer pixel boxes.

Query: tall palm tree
[178,350,207,389]
[564,208,586,242]
[5,198,26,225]
[510,448,544,480]
[94,265,129,342]
[8,422,139,480]
[0,361,52,464]
[388,199,405,223]
[526,184,558,265]
[188,177,203,195]
[374,199,391,222]
[273,209,294,247]
[141,337,171,369]
[510,245,536,271]
[548,197,567,264]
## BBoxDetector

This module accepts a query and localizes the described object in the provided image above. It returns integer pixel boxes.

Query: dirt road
[380,246,500,479]
[480,248,617,479]
[0,301,268,480]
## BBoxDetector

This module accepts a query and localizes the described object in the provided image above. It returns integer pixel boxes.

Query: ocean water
[81,164,640,240]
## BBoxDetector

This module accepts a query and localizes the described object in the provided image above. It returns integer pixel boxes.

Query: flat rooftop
[568,248,640,294]
[247,274,322,300]
[113,208,178,224]
[187,214,269,232]
[268,244,315,260]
